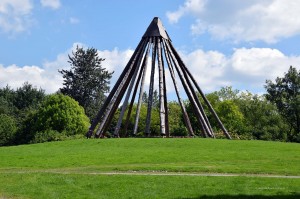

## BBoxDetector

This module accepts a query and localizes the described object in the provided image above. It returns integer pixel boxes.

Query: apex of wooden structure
[143,17,170,40]
[87,17,231,139]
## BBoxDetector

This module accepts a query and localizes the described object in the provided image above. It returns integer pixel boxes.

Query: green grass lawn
[0,138,299,198]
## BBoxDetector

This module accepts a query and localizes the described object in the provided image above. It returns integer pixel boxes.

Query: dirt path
[1,169,300,179]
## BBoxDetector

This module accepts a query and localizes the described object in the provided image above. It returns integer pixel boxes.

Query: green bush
[31,130,63,143]
[171,125,188,136]
[0,114,17,146]
[24,94,90,143]
[31,130,85,144]
[215,100,245,134]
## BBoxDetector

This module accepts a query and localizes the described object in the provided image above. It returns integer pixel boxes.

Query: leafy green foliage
[142,90,160,109]
[0,83,46,145]
[22,94,90,143]
[192,86,289,140]
[59,46,113,119]
[0,86,17,116]
[215,100,244,134]
[1,66,299,144]
[31,130,85,144]
[265,66,300,142]
[238,92,288,141]
[168,101,187,136]
[113,104,160,137]
[14,82,45,110]
[0,97,12,115]
[0,114,17,146]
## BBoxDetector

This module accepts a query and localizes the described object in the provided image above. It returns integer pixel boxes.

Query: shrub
[24,94,90,143]
[0,114,17,146]
[31,130,85,144]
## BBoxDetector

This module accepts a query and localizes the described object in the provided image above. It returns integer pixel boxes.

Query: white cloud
[180,49,228,91]
[166,0,206,24]
[0,0,34,34]
[231,48,286,78]
[167,0,300,43]
[1,43,299,95]
[40,0,61,10]
[0,43,134,94]
[0,43,78,93]
[0,64,54,92]
[178,47,300,92]
[97,48,134,87]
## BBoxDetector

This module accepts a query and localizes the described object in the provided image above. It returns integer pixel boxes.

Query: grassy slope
[0,138,299,175]
[0,138,299,198]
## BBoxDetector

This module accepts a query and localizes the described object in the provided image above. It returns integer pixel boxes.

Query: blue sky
[1,0,300,96]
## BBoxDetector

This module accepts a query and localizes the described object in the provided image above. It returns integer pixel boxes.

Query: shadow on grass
[182,194,300,199]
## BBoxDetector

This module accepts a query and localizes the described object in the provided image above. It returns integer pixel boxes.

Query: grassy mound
[0,138,299,198]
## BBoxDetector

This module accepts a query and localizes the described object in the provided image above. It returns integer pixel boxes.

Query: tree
[59,46,113,119]
[213,86,239,101]
[168,101,187,136]
[142,90,159,109]
[201,87,288,140]
[14,82,45,110]
[20,94,90,143]
[238,92,288,141]
[0,85,16,116]
[215,100,245,135]
[265,66,300,142]
[120,104,160,137]
[0,114,17,146]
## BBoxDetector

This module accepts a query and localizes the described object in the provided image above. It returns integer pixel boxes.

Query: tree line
[1,46,299,146]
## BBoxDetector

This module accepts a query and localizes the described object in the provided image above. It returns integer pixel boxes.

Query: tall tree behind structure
[59,46,113,119]
[265,66,300,142]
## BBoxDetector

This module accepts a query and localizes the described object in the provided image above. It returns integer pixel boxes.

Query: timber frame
[87,17,231,139]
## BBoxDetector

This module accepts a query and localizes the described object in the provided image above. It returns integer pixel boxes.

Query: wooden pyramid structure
[87,17,231,139]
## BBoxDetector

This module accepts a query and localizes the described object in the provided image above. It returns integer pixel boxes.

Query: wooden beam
[162,39,195,136]
[96,40,148,137]
[168,42,231,139]
[157,37,166,136]
[113,41,150,137]
[88,39,145,137]
[133,38,152,135]
[145,37,157,136]
[165,41,209,137]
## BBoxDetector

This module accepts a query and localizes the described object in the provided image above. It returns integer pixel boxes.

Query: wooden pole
[88,39,145,137]
[123,47,148,137]
[157,37,166,136]
[168,42,231,139]
[133,38,152,135]
[165,41,209,137]
[96,40,148,137]
[174,54,214,137]
[162,39,195,136]
[113,41,150,137]
[145,37,157,136]
[158,38,170,137]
